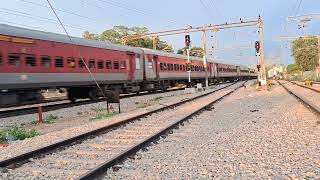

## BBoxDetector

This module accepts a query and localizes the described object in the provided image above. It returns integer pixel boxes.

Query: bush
[90,112,118,121]
[0,126,40,144]
[44,114,58,124]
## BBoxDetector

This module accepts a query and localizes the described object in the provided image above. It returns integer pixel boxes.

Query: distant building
[268,64,286,78]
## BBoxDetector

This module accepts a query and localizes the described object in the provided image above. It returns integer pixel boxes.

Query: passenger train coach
[0,24,256,105]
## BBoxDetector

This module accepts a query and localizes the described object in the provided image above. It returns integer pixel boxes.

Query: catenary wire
[45,0,107,99]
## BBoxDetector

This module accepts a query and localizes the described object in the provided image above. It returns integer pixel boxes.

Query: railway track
[0,83,230,118]
[288,80,320,93]
[0,81,246,180]
[278,80,320,115]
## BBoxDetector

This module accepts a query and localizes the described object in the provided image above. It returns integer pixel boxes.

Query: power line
[45,0,107,99]
[199,0,216,21]
[19,0,107,25]
[294,0,303,16]
[87,0,183,26]
[0,8,88,31]
[207,0,225,21]
[0,19,46,30]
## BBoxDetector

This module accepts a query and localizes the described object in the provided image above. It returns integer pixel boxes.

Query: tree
[292,37,319,72]
[177,47,204,57]
[82,31,99,40]
[287,64,299,74]
[83,26,173,52]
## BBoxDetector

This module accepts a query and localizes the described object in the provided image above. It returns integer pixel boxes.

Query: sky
[1,0,319,67]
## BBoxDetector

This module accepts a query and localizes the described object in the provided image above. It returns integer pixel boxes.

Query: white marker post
[187,48,191,85]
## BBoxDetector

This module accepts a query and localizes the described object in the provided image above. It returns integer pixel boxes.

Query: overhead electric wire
[199,0,216,22]
[0,8,88,31]
[45,0,107,99]
[19,0,109,25]
[294,0,303,16]
[0,19,45,30]
[90,0,184,26]
[207,0,225,21]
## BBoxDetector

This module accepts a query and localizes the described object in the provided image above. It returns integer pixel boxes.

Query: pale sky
[1,0,319,67]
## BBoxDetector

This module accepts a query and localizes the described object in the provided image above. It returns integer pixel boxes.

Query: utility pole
[318,36,320,77]
[152,36,158,50]
[122,17,265,84]
[257,19,267,85]
[202,31,208,87]
[187,48,191,84]
[213,29,218,60]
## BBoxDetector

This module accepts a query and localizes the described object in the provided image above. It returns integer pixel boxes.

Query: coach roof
[0,24,142,53]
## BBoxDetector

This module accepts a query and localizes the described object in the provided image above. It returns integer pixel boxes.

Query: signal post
[185,35,191,86]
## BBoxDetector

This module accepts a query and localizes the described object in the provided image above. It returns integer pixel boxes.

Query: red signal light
[255,41,260,52]
[185,35,191,48]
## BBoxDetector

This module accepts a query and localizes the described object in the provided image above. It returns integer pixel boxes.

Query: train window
[55,57,64,68]
[98,61,104,69]
[67,57,76,68]
[79,59,86,69]
[0,53,3,66]
[41,56,51,68]
[25,55,36,67]
[183,65,186,71]
[163,63,167,70]
[160,63,164,70]
[179,65,183,71]
[8,54,20,66]
[89,60,95,69]
[191,65,195,71]
[113,61,119,69]
[106,61,112,69]
[135,55,140,70]
[170,64,174,71]
[148,61,153,69]
[120,61,126,69]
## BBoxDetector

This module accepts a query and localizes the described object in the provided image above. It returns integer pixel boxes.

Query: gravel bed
[0,82,236,161]
[104,82,320,179]
[0,83,230,130]
[0,82,242,179]
[282,81,320,108]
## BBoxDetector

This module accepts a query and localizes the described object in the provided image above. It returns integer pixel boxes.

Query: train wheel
[88,88,98,101]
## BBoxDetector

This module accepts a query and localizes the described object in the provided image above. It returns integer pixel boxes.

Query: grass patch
[91,107,105,113]
[152,96,163,101]
[90,111,119,121]
[43,114,58,124]
[30,114,58,125]
[0,126,40,143]
[137,102,151,108]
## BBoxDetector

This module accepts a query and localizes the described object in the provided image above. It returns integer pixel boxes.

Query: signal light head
[185,35,191,48]
[255,41,260,52]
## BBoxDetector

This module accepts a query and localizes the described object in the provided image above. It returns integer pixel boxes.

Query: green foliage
[31,114,58,124]
[83,25,173,52]
[286,64,299,74]
[0,126,40,143]
[177,47,204,57]
[292,37,319,72]
[152,96,163,101]
[43,114,58,124]
[90,112,118,121]
[82,31,100,40]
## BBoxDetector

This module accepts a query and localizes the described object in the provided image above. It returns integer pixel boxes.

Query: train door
[145,54,157,81]
[154,55,159,80]
[127,53,135,81]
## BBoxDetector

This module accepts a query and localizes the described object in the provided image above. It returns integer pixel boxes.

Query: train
[0,24,257,105]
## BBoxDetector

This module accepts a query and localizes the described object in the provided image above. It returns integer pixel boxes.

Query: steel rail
[278,80,320,115]
[77,81,246,180]
[0,85,207,118]
[288,80,320,93]
[0,82,238,168]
